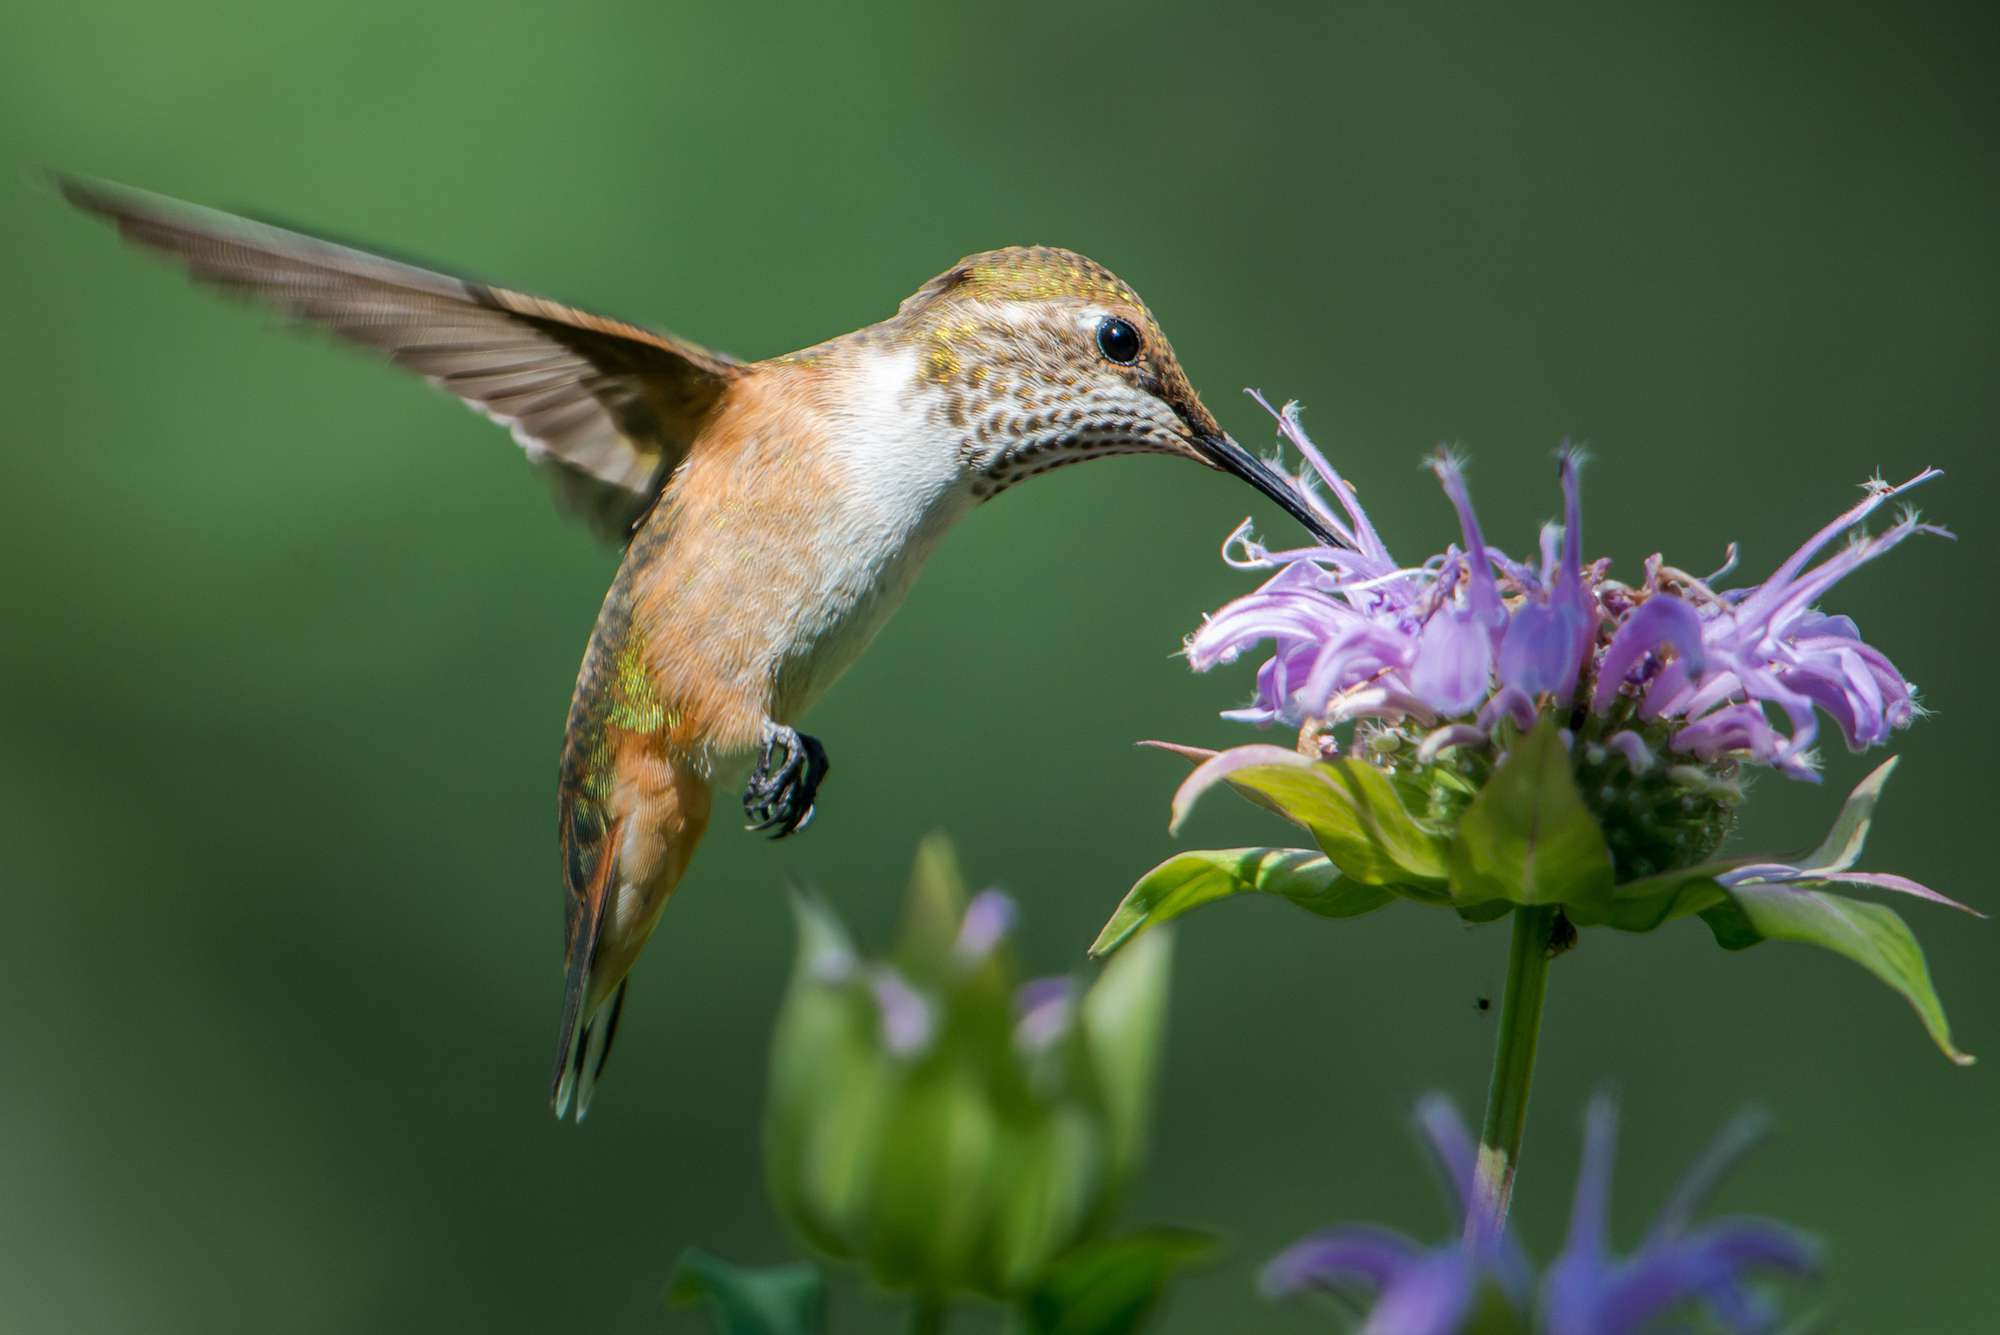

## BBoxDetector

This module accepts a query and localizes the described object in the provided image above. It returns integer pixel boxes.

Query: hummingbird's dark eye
[1095,316,1141,365]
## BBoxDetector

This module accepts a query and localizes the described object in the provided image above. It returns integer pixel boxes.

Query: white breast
[771,346,974,718]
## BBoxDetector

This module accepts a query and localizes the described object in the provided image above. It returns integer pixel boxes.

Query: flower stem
[1468,904,1558,1240]
[910,1295,947,1335]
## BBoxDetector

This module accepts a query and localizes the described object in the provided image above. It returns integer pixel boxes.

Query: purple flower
[954,888,1018,960]
[1013,975,1076,1051]
[867,967,934,1056]
[1539,1097,1818,1335]
[1260,1095,1530,1333]
[1264,1096,1818,1334]
[1189,396,1947,781]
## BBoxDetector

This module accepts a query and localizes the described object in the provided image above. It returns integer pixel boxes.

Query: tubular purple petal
[1260,1226,1427,1297]
[1564,1095,1619,1262]
[1777,661,1872,750]
[1812,872,1981,915]
[1013,975,1075,1051]
[1645,1107,1771,1242]
[1729,469,1940,629]
[1717,863,1980,915]
[1558,449,1584,582]
[1499,450,1596,698]
[1592,595,1707,715]
[1251,390,1392,563]
[1740,513,1943,652]
[868,969,934,1056]
[1362,1250,1481,1335]
[1426,452,1506,630]
[1592,1221,1821,1334]
[1478,686,1540,733]
[1499,598,1592,697]
[1636,656,1697,721]
[1671,704,1789,768]
[1411,602,1494,716]
[1418,723,1488,764]
[1605,730,1656,773]
[954,890,1016,960]
[1412,1094,1479,1216]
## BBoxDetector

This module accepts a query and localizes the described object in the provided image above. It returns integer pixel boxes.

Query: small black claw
[743,724,831,839]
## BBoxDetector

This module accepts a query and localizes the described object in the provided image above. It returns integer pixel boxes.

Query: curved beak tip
[1193,431,1347,550]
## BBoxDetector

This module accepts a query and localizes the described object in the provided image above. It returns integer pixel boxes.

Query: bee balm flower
[1263,1095,1818,1335]
[1191,394,1943,787]
[1095,398,1973,1063]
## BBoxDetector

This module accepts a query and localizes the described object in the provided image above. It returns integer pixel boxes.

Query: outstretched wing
[56,174,744,540]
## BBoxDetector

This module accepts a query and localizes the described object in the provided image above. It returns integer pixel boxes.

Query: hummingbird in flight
[58,176,1343,1119]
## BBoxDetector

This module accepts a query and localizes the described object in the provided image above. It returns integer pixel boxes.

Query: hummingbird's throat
[960,382,1192,499]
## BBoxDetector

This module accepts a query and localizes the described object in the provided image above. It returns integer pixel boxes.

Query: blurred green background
[2,2,1993,1329]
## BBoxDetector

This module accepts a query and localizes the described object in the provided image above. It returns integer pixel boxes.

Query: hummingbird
[57,176,1343,1119]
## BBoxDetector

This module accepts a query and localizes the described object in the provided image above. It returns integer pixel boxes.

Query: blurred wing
[57,175,744,541]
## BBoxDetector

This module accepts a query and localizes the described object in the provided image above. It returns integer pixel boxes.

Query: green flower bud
[764,836,1174,1301]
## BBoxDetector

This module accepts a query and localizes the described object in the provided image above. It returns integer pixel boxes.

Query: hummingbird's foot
[743,723,830,839]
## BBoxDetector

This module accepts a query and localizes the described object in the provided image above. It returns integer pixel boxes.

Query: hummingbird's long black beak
[1193,432,1349,550]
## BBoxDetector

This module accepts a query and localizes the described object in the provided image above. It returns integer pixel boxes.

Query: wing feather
[57,174,744,540]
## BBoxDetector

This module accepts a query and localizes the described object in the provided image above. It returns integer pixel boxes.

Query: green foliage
[1089,848,1390,958]
[765,839,1179,1303]
[1015,1230,1215,1335]
[1576,863,1730,932]
[1122,741,1976,1065]
[1798,755,1901,873]
[666,1250,825,1335]
[1694,757,1973,1064]
[1701,887,1970,1065]
[1447,720,1615,912]
[1166,745,1448,888]
[1080,934,1174,1185]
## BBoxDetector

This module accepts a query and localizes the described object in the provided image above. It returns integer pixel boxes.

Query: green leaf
[1081,930,1174,1183]
[1167,745,1448,887]
[665,1249,825,1335]
[1700,884,1973,1065]
[861,1059,1006,1294]
[1089,848,1392,958]
[1018,1229,1214,1335]
[1574,865,1734,932]
[764,896,884,1260]
[1796,756,1898,875]
[1590,758,1913,934]
[1448,720,1614,908]
[898,832,971,980]
[990,1106,1107,1293]
[1316,759,1453,886]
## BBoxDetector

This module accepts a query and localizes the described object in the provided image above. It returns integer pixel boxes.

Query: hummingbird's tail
[548,749,714,1121]
[549,814,626,1121]
[553,978,627,1121]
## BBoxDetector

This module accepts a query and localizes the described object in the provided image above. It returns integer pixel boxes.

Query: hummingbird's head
[890,246,1344,547]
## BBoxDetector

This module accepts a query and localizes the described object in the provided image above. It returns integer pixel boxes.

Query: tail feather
[547,737,712,1121]
[576,981,627,1119]
[549,814,624,1120]
[553,980,628,1121]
